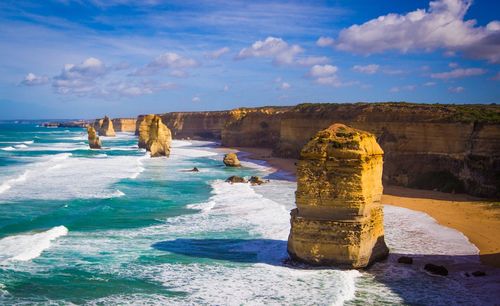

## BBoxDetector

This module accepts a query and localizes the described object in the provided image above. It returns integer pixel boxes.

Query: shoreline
[232,146,500,268]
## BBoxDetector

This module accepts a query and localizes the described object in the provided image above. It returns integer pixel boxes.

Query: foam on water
[0,152,143,201]
[0,226,68,263]
[1,146,15,151]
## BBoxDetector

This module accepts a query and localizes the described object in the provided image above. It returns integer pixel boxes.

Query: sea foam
[0,226,68,263]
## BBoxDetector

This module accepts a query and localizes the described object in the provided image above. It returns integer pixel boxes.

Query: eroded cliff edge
[137,103,500,198]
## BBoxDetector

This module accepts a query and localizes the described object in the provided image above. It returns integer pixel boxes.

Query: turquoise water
[0,122,493,305]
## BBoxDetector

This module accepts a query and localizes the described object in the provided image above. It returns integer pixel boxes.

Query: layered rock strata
[287,123,389,268]
[137,114,172,157]
[112,118,136,132]
[87,126,102,149]
[223,153,241,167]
[93,116,116,136]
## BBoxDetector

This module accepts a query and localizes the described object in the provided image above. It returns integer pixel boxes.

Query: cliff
[142,102,500,198]
[112,118,136,132]
[288,124,388,267]
[137,114,172,157]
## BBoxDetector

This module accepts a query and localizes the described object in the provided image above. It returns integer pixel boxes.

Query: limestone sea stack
[223,153,241,167]
[93,116,116,136]
[287,123,389,268]
[87,126,102,149]
[138,114,172,157]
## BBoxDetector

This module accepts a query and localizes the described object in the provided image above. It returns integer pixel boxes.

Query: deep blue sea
[0,122,492,305]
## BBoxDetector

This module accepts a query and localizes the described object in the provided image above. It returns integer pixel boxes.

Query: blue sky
[0,0,499,119]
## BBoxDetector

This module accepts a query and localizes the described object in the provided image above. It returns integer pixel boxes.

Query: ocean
[0,122,490,305]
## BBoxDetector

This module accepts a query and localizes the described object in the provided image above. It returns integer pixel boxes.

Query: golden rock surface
[138,114,172,157]
[93,116,116,136]
[223,153,241,167]
[287,123,389,268]
[86,126,102,149]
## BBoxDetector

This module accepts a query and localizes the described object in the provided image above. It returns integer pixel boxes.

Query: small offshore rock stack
[287,123,389,268]
[87,126,102,149]
[95,116,116,136]
[223,153,241,167]
[138,114,172,157]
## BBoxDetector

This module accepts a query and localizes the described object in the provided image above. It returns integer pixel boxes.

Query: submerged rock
[87,126,102,149]
[287,123,389,268]
[223,153,241,167]
[424,263,448,276]
[249,176,267,185]
[397,256,413,264]
[472,271,486,277]
[137,114,172,157]
[226,176,247,184]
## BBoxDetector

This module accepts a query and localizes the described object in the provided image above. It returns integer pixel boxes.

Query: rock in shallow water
[137,114,172,157]
[287,123,389,268]
[226,176,247,183]
[397,256,413,264]
[87,126,102,149]
[223,153,241,167]
[424,263,448,276]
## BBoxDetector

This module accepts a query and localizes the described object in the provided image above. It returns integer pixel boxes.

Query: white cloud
[424,81,437,86]
[206,47,230,59]
[448,62,459,68]
[280,82,291,90]
[21,73,48,86]
[430,67,486,79]
[223,84,229,92]
[309,64,338,77]
[108,80,175,97]
[169,70,189,78]
[335,0,500,63]
[353,64,379,74]
[52,57,107,95]
[133,52,198,76]
[296,56,330,66]
[307,64,351,87]
[316,36,335,47]
[192,96,201,102]
[449,86,464,93]
[236,37,303,65]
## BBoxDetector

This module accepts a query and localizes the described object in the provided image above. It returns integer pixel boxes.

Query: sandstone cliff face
[112,118,136,132]
[137,103,500,198]
[87,126,102,149]
[93,116,116,136]
[288,123,389,268]
[273,103,500,198]
[137,114,172,157]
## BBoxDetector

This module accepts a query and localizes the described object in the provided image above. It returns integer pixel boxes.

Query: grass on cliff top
[293,102,500,123]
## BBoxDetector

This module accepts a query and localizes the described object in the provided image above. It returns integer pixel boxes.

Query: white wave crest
[0,226,68,263]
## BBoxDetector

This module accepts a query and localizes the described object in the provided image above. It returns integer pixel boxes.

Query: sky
[0,0,499,119]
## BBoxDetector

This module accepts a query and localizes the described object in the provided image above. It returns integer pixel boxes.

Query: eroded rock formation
[93,116,116,136]
[287,123,389,268]
[87,126,102,149]
[223,153,241,167]
[137,114,172,157]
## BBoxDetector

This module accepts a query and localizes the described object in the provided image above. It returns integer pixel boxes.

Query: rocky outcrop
[287,123,389,268]
[93,116,116,136]
[137,114,172,157]
[223,153,241,167]
[226,176,247,183]
[158,111,234,140]
[87,126,102,149]
[112,118,136,132]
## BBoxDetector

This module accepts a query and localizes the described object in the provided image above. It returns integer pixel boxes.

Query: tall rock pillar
[137,114,172,157]
[287,123,389,268]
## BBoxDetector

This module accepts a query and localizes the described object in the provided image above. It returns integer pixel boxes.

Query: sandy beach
[235,146,500,268]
